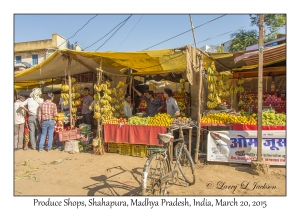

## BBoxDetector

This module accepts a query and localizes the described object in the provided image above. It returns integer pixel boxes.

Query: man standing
[59,95,70,116]
[163,88,180,117]
[133,87,164,117]
[38,93,58,152]
[21,88,44,150]
[81,87,93,126]
[123,94,133,118]
[14,95,26,151]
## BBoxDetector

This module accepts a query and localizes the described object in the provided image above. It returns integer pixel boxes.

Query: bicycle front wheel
[175,143,196,185]
[142,152,170,196]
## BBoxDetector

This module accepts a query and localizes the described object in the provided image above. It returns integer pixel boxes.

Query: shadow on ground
[83,166,143,196]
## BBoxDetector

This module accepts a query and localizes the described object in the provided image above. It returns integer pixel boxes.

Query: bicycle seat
[157,133,174,143]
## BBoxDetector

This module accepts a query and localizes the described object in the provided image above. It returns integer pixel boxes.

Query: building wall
[54,34,67,49]
[14,34,71,66]
[14,50,46,65]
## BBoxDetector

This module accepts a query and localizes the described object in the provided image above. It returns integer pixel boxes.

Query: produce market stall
[15,46,208,158]
[199,43,286,164]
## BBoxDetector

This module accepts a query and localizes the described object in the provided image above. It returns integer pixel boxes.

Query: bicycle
[141,124,196,196]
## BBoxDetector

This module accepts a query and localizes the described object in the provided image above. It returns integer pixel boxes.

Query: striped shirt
[38,99,58,122]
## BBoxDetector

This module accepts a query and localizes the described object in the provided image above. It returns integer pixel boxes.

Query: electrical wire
[142,14,226,51]
[193,25,249,45]
[83,15,132,51]
[115,15,143,51]
[57,14,98,49]
[95,15,132,51]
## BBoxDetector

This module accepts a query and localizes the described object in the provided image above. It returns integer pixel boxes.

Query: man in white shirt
[14,95,26,150]
[123,94,133,118]
[20,88,44,150]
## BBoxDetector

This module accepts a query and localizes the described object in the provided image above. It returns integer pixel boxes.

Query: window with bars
[16,56,21,64]
[32,54,38,65]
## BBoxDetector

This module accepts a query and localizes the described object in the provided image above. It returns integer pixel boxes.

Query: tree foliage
[229,14,286,52]
[250,14,286,34]
[229,29,258,52]
[216,45,224,53]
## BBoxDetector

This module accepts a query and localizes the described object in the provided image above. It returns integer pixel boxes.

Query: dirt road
[14,149,286,196]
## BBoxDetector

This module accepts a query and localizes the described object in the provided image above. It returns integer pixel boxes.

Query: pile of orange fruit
[201,112,257,125]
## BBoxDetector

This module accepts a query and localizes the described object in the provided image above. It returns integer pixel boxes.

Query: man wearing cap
[21,88,44,150]
[81,87,93,126]
[14,95,26,151]
[38,93,58,152]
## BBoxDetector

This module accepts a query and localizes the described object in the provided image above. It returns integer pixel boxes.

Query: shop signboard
[207,130,286,165]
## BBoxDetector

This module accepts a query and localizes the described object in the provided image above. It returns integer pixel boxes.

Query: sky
[14,14,285,52]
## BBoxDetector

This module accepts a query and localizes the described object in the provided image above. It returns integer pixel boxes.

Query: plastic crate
[131,144,148,157]
[118,144,131,156]
[59,128,80,142]
[108,143,119,153]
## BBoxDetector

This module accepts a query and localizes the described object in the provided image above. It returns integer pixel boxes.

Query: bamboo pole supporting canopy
[67,56,73,128]
[195,52,204,163]
[96,58,104,155]
[257,14,264,161]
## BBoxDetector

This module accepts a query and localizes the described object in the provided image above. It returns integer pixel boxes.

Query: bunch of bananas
[94,93,100,101]
[206,101,219,109]
[207,75,217,84]
[61,93,69,100]
[72,100,81,106]
[208,83,216,92]
[238,100,244,107]
[93,111,101,119]
[222,91,231,97]
[94,104,101,112]
[230,86,242,95]
[61,84,69,92]
[177,101,186,110]
[105,80,111,88]
[71,107,77,114]
[206,62,221,109]
[222,84,229,91]
[237,77,245,85]
[62,100,68,106]
[207,67,214,75]
[110,81,127,118]
[94,84,109,92]
[102,93,112,102]
[180,78,186,84]
[221,74,228,82]
[116,81,125,88]
[93,80,115,122]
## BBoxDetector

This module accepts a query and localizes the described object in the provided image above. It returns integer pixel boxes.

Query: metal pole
[257,14,264,162]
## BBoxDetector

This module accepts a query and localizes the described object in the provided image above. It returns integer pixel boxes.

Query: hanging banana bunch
[61,84,69,92]
[93,80,114,121]
[206,62,219,109]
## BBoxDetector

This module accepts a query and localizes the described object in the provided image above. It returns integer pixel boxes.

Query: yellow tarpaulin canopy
[14,48,188,84]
